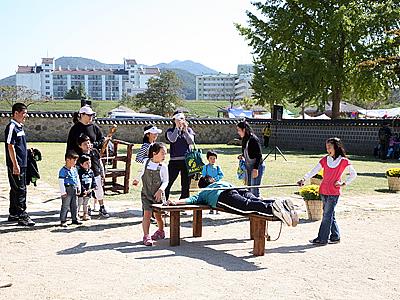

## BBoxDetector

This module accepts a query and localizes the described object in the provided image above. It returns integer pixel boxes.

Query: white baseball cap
[144,126,162,135]
[79,105,96,115]
[172,112,185,120]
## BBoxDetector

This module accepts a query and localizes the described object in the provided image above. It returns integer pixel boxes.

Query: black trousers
[7,167,27,217]
[165,159,190,200]
[263,136,270,148]
[217,189,274,216]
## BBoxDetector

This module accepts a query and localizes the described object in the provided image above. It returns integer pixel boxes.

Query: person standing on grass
[132,143,169,246]
[262,124,271,148]
[297,137,357,246]
[135,125,162,163]
[236,121,265,197]
[66,105,106,154]
[164,111,195,200]
[4,103,35,226]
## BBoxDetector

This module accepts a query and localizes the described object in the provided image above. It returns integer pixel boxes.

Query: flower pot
[310,178,322,185]
[387,176,400,191]
[305,199,323,220]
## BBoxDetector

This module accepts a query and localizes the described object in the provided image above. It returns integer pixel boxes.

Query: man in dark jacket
[4,103,35,226]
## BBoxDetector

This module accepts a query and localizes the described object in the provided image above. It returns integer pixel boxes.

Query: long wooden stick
[189,183,299,192]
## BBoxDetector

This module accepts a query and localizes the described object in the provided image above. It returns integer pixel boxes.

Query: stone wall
[1,111,399,155]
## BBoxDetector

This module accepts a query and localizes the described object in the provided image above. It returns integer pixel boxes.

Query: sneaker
[309,238,328,246]
[151,229,165,241]
[18,215,35,226]
[272,200,292,226]
[60,222,68,227]
[209,210,214,215]
[71,220,83,225]
[282,199,299,227]
[329,239,341,244]
[143,235,154,246]
[99,206,110,218]
[7,214,19,222]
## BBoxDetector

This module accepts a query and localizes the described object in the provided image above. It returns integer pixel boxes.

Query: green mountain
[0,75,16,86]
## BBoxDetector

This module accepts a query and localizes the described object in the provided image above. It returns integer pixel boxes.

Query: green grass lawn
[1,143,397,204]
[0,100,232,118]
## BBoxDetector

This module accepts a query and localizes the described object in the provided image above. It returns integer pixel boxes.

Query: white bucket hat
[144,126,162,135]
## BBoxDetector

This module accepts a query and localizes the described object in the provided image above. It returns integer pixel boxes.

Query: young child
[202,150,224,214]
[298,137,357,245]
[77,155,96,221]
[58,151,82,227]
[135,125,162,163]
[77,135,109,218]
[132,142,169,246]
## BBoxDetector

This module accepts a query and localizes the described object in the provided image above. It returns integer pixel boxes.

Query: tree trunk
[331,86,342,119]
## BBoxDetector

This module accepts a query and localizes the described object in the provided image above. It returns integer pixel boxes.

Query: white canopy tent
[358,107,400,118]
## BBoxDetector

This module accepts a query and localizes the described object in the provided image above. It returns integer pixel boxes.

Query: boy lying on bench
[168,176,299,227]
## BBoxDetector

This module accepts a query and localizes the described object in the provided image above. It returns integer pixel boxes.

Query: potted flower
[310,170,323,185]
[299,184,323,220]
[386,168,400,191]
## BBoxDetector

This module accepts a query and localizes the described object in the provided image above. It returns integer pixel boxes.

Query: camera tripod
[262,122,287,162]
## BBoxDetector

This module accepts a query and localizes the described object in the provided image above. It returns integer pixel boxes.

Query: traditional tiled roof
[42,58,54,64]
[125,59,137,65]
[17,66,34,73]
[0,111,396,127]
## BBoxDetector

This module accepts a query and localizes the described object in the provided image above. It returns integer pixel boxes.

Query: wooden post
[112,141,119,187]
[124,143,133,193]
[192,209,202,237]
[250,217,255,240]
[169,211,180,246]
[251,217,266,256]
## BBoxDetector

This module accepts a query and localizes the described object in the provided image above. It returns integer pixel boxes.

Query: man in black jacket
[4,103,35,226]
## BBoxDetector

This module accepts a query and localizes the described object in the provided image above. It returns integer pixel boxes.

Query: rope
[265,221,283,241]
[189,183,299,192]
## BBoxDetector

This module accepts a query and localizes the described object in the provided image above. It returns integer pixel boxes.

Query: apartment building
[16,58,160,100]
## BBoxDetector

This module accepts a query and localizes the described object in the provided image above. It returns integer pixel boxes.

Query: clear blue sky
[0,0,255,79]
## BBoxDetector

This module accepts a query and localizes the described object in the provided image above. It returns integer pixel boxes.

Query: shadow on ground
[57,238,273,272]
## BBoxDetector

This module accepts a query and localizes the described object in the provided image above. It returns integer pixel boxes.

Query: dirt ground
[1,167,400,300]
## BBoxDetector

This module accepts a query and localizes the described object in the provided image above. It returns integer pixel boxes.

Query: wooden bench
[152,204,281,256]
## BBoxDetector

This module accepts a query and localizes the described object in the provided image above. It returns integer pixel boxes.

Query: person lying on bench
[168,176,298,226]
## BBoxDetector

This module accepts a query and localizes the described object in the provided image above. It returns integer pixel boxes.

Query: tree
[237,1,400,119]
[0,86,45,108]
[64,84,87,100]
[135,71,183,116]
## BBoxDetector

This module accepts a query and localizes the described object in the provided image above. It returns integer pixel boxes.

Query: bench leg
[251,217,266,256]
[193,210,202,237]
[250,217,255,240]
[170,211,180,246]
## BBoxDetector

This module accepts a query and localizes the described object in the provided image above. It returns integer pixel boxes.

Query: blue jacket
[185,181,233,208]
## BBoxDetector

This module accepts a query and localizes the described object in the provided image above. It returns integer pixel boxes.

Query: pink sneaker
[151,229,165,241]
[143,235,153,246]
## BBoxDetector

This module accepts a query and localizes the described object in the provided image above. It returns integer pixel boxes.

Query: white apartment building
[237,64,254,75]
[196,74,237,100]
[16,58,160,100]
[196,64,254,100]
[235,73,254,100]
